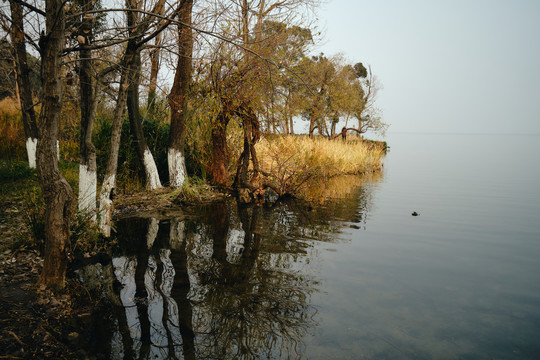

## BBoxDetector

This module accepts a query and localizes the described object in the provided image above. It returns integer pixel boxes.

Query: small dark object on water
[412,211,419,216]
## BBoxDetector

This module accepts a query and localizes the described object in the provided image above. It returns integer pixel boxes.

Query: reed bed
[256,135,385,195]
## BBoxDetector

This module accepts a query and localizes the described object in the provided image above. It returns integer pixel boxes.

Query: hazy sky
[314,0,540,136]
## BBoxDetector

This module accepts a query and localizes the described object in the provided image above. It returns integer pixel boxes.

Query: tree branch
[9,0,45,16]
[64,6,317,95]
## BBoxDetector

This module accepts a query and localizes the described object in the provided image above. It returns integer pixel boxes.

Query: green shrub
[0,160,35,183]
[17,186,108,256]
[21,189,46,254]
[70,211,108,256]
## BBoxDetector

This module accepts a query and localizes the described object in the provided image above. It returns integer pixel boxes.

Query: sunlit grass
[256,135,385,196]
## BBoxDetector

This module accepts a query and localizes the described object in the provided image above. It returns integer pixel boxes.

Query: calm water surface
[83,133,540,359]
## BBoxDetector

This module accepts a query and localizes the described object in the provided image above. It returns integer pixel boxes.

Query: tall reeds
[256,135,385,196]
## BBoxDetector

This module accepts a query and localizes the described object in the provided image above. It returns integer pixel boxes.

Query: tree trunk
[146,0,167,118]
[147,33,161,117]
[241,0,250,45]
[99,0,168,234]
[287,90,294,135]
[9,0,39,168]
[283,104,290,135]
[233,123,251,189]
[123,0,162,190]
[289,114,294,135]
[167,0,193,188]
[209,109,231,186]
[37,0,73,290]
[13,64,20,103]
[233,104,260,190]
[98,69,128,236]
[78,6,97,219]
[308,111,316,137]
[319,117,327,136]
[126,45,162,190]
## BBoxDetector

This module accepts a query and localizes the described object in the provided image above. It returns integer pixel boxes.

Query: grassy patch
[0,160,35,182]
[0,159,107,255]
[0,160,38,199]
[70,212,109,257]
[167,177,227,205]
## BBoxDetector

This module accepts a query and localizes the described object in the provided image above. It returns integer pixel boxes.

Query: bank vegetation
[0,0,388,289]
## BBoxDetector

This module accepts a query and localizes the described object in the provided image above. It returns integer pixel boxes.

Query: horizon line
[384,131,540,136]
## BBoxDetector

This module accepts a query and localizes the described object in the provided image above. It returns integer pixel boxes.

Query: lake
[81,133,540,359]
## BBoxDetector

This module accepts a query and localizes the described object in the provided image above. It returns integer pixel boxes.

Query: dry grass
[0,97,21,115]
[0,97,80,162]
[0,98,25,160]
[256,135,385,196]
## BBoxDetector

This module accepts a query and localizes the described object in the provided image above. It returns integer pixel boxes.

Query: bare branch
[8,0,45,17]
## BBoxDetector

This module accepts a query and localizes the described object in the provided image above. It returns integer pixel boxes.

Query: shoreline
[0,136,387,358]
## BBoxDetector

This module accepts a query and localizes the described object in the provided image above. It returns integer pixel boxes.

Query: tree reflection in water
[81,175,380,359]
[189,203,317,359]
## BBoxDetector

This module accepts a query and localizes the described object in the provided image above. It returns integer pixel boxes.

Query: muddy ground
[0,249,87,359]
[0,192,107,359]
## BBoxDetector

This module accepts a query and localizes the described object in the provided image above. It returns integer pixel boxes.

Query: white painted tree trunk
[26,133,58,166]
[78,164,97,221]
[143,147,162,190]
[98,174,115,236]
[26,137,37,168]
[168,147,187,188]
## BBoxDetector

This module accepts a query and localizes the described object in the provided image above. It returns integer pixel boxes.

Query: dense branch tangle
[0,0,385,288]
[201,0,320,191]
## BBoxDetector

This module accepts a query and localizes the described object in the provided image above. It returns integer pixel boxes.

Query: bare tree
[8,0,38,167]
[36,0,73,289]
[354,64,387,136]
[98,69,128,236]
[99,0,173,233]
[167,0,192,188]
[124,0,163,190]
[78,2,98,219]
[202,0,319,191]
